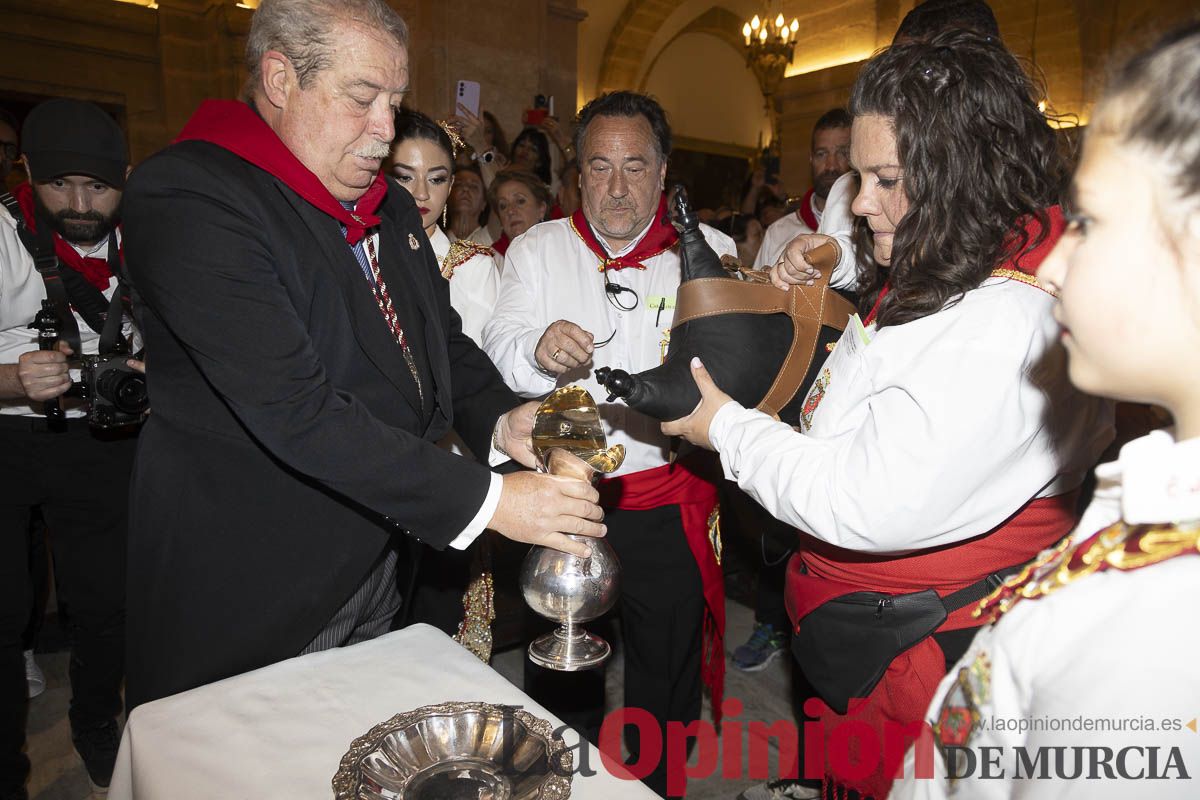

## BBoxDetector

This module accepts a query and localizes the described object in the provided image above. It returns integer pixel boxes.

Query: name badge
[646,295,676,310]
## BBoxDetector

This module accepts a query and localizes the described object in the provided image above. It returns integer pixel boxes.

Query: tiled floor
[24,599,800,799]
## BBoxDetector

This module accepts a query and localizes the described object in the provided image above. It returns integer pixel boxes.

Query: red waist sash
[787,491,1078,799]
[598,457,724,722]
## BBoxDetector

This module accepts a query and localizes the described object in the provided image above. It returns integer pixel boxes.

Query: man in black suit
[119,0,605,709]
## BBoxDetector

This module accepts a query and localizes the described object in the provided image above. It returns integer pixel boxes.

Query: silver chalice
[520,386,625,670]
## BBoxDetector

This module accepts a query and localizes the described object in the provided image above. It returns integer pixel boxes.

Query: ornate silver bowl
[332,701,573,800]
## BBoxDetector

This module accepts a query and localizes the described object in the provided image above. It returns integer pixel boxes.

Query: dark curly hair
[849,29,1066,328]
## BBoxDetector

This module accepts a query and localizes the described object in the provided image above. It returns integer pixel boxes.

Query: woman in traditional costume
[891,22,1200,799]
[664,30,1113,799]
[388,110,499,345]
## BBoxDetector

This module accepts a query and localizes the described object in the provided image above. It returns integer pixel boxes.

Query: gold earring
[442,204,449,230]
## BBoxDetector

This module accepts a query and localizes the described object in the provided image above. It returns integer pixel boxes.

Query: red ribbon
[175,100,388,246]
[12,182,115,291]
[567,195,677,271]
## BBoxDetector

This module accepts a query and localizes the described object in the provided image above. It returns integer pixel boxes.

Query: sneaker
[71,719,120,795]
[738,778,821,800]
[731,622,788,672]
[23,651,44,699]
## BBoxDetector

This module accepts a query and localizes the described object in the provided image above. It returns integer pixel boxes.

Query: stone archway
[635,6,747,91]
[596,0,690,94]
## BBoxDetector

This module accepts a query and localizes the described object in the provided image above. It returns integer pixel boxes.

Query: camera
[29,299,147,430]
[78,353,148,429]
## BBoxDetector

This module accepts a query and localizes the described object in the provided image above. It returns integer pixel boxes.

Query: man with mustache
[483,91,736,797]
[752,108,851,268]
[118,0,604,714]
[0,98,137,800]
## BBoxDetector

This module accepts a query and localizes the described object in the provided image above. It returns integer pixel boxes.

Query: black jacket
[121,141,518,707]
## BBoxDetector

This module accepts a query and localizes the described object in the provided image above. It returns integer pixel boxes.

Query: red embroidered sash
[597,457,724,723]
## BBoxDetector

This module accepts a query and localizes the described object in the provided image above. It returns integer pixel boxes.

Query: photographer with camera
[0,98,140,800]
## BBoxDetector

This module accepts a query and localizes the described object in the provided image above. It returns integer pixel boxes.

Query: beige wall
[581,0,1197,199]
[0,0,582,165]
[643,32,768,151]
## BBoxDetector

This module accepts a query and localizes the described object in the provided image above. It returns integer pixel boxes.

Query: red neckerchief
[12,182,115,291]
[175,100,388,246]
[797,187,819,231]
[568,195,677,271]
[863,205,1065,326]
[492,232,511,256]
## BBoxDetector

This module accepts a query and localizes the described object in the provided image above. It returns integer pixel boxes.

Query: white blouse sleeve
[817,172,860,291]
[708,295,1108,554]
[448,252,500,346]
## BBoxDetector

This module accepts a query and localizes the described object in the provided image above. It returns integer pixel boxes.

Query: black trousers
[525,503,704,798]
[0,417,135,794]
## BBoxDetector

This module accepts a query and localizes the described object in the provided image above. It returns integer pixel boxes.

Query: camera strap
[97,242,129,355]
[1,191,83,355]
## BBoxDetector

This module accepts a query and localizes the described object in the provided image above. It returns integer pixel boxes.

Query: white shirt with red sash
[482,206,738,719]
[483,213,736,476]
[892,428,1200,800]
[705,209,1114,797]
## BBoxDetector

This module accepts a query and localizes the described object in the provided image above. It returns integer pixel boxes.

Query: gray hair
[245,0,409,91]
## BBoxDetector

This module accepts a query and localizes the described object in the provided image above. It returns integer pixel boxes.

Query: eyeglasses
[0,143,17,160]
[593,268,641,348]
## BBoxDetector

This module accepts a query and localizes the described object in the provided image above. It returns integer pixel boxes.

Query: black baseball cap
[21,98,128,189]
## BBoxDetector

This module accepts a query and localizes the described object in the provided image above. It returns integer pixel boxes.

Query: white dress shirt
[891,429,1200,799]
[708,275,1114,553]
[427,225,499,346]
[483,213,737,477]
[0,203,133,418]
[752,179,860,292]
[753,201,817,269]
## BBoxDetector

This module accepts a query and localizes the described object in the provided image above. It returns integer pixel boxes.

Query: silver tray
[332,701,573,800]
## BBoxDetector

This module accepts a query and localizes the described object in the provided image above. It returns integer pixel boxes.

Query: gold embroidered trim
[441,239,495,280]
[974,522,1200,622]
[989,268,1055,297]
[707,505,723,566]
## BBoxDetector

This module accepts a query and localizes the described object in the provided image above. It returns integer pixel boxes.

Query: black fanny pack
[792,569,1016,714]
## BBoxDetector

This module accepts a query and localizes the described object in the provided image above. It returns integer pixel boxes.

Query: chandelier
[741,10,799,156]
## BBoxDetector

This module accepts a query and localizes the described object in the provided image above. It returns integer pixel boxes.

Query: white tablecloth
[109,624,655,799]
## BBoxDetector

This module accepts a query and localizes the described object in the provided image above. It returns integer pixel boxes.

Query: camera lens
[95,369,149,415]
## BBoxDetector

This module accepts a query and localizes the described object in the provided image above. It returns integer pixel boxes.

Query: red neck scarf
[175,100,388,246]
[492,232,511,256]
[13,182,115,291]
[863,205,1065,326]
[797,187,819,231]
[568,195,678,271]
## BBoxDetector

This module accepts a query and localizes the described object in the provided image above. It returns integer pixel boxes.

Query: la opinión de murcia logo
[487,701,1197,797]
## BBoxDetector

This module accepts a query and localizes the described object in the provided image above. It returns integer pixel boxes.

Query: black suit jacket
[121,141,519,707]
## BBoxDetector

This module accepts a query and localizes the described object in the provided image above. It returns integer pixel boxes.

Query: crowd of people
[1,0,1198,799]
